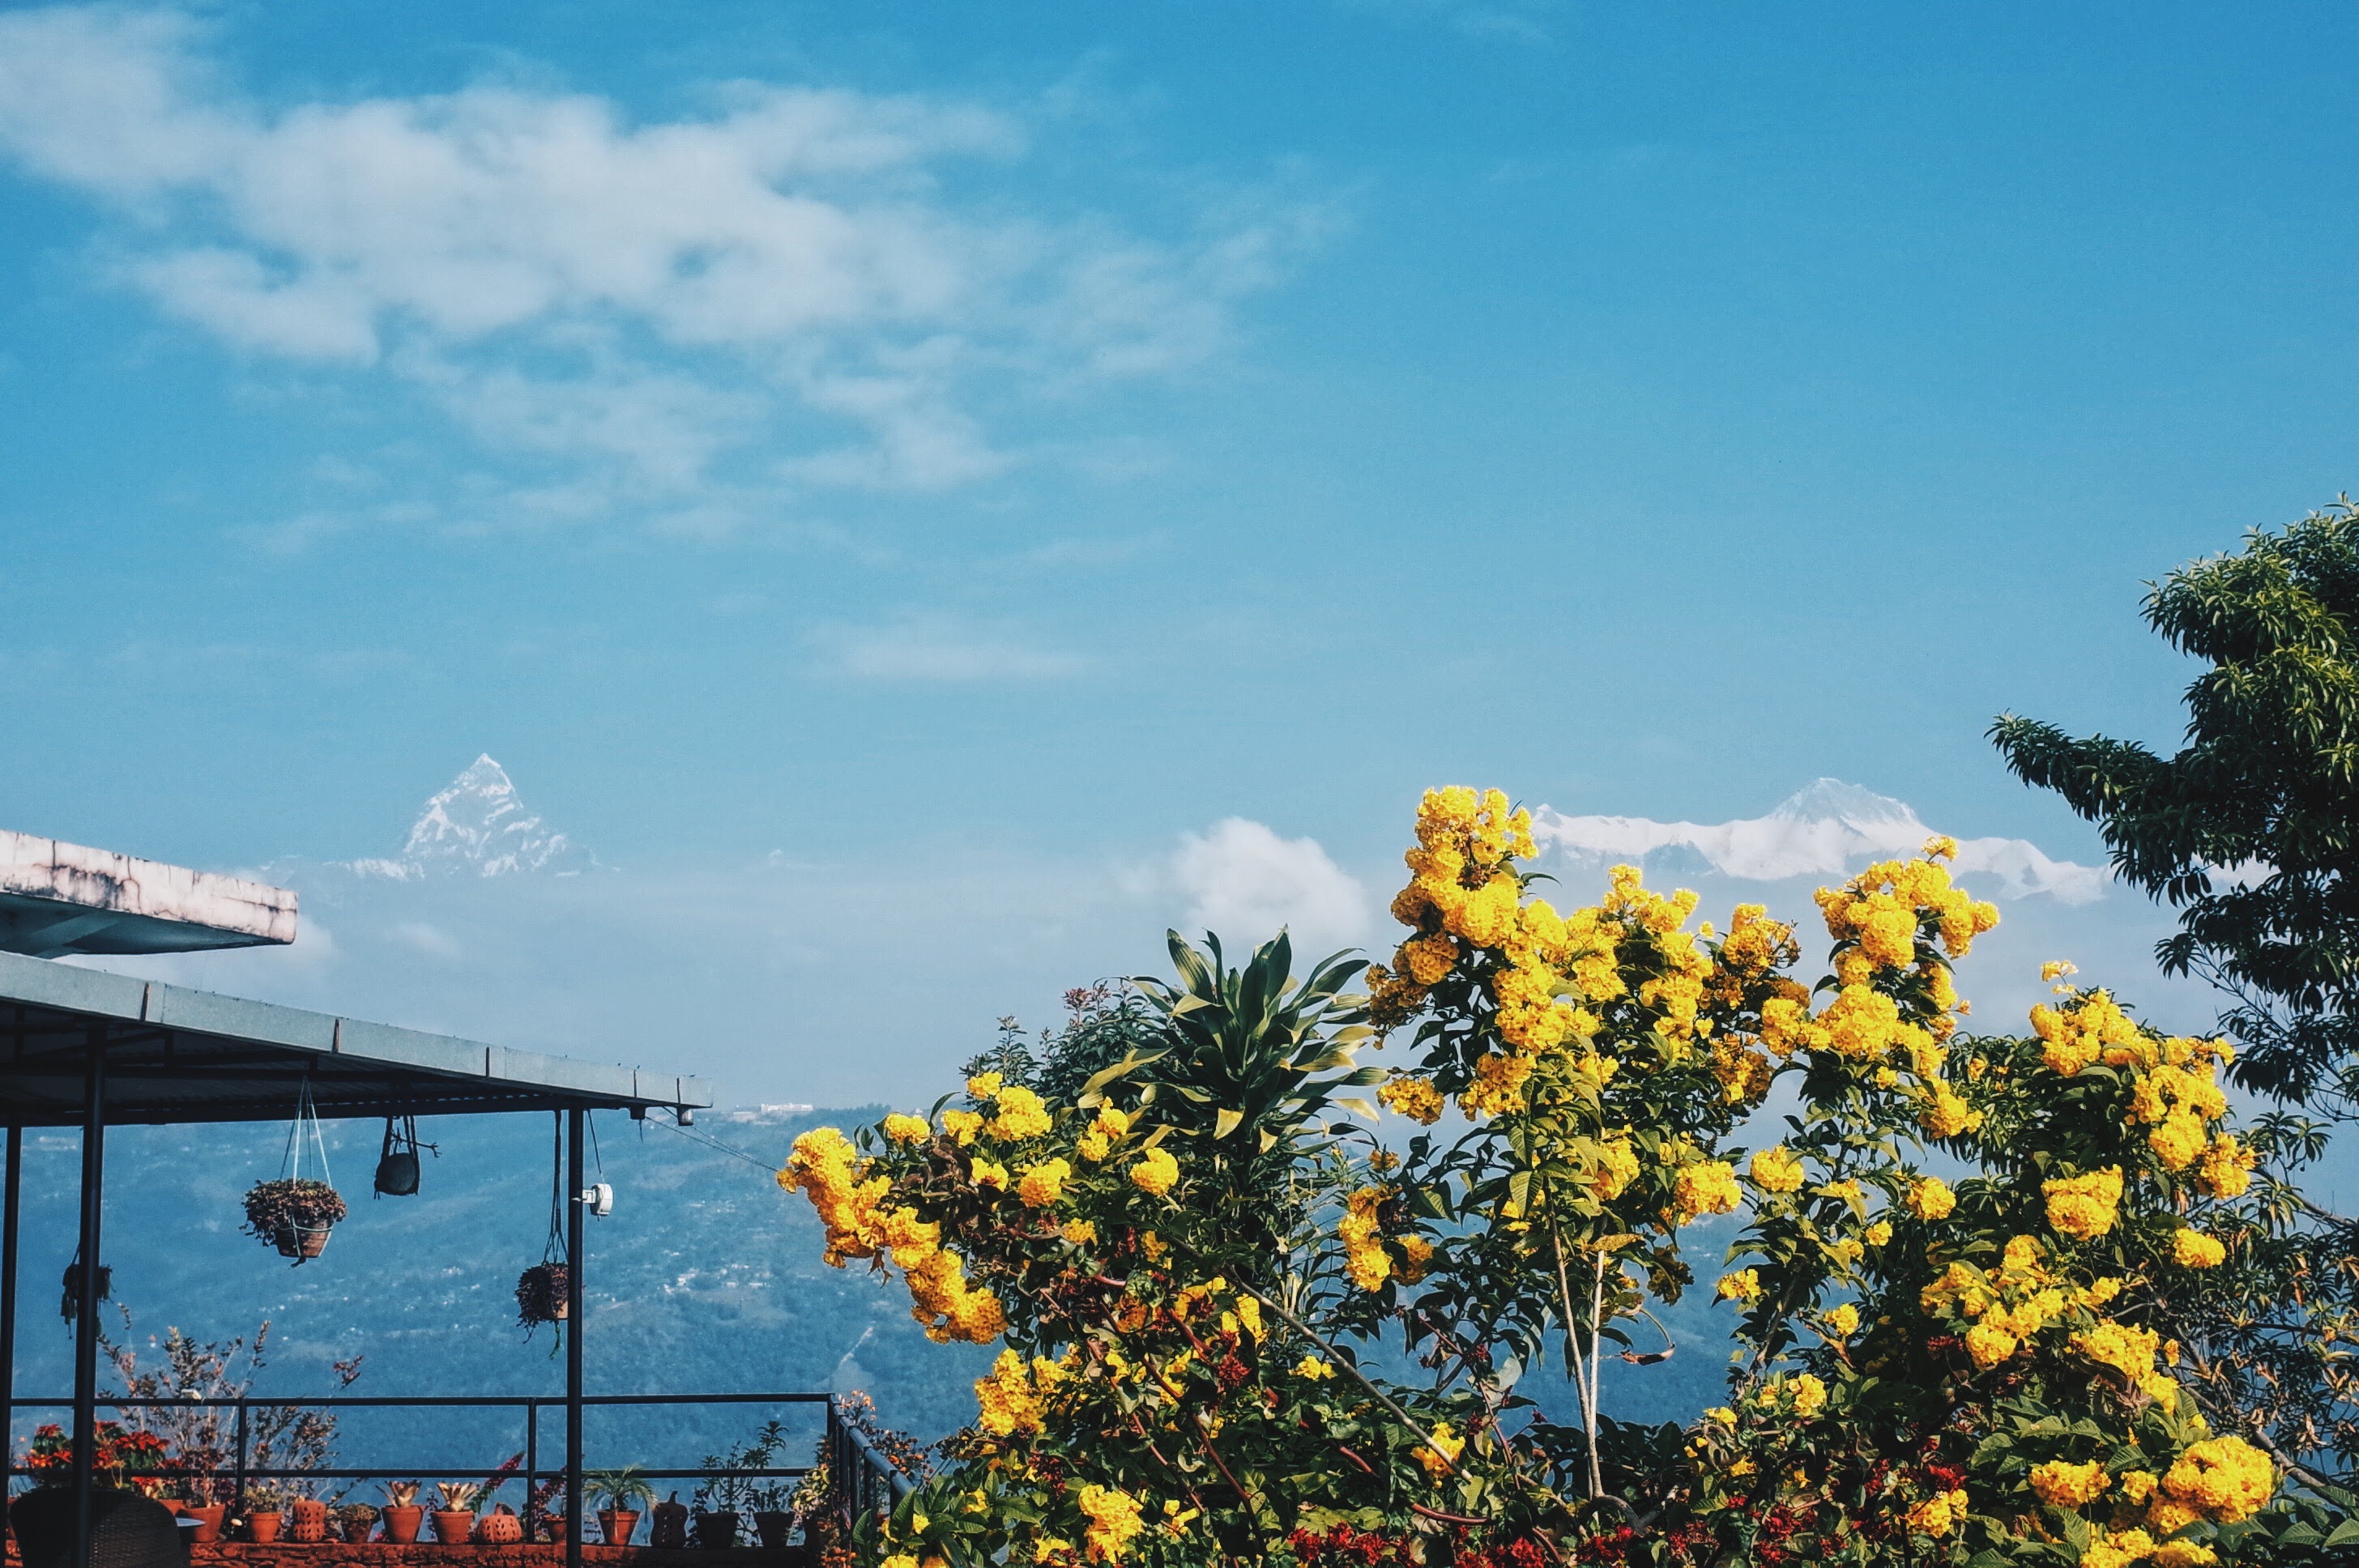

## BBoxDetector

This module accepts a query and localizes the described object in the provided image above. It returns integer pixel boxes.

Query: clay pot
[289,1498,330,1542]
[245,1509,284,1544]
[381,1504,424,1544]
[693,1511,741,1549]
[650,1495,689,1549]
[476,1505,524,1545]
[753,1511,794,1550]
[431,1509,476,1545]
[339,1507,380,1544]
[183,1504,227,1544]
[599,1509,641,1546]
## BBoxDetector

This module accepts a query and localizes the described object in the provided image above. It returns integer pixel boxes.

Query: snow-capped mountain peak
[1531,778,2105,903]
[353,755,585,878]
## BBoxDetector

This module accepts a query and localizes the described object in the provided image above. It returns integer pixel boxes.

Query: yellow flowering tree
[777,786,2333,1568]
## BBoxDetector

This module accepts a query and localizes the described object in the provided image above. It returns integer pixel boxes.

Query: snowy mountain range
[1532,778,2108,903]
[348,756,588,880]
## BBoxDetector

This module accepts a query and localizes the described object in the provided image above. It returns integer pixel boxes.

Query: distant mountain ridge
[1533,778,2107,902]
[348,756,588,880]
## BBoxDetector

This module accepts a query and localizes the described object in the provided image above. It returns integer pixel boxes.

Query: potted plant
[240,1481,285,1542]
[589,1467,655,1546]
[431,1481,481,1544]
[514,1261,569,1331]
[696,1420,794,1550]
[337,1502,379,1543]
[182,1490,228,1544]
[381,1481,425,1544]
[241,1178,348,1262]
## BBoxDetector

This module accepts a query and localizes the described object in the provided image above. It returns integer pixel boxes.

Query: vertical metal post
[71,1027,106,1568]
[232,1400,248,1512]
[565,1106,585,1568]
[2,1122,22,1495]
[526,1400,540,1532]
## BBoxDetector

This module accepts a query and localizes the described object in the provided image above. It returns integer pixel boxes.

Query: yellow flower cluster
[2149,1435,2272,1529]
[1129,1146,1179,1197]
[1414,1421,1465,1481]
[1075,1105,1132,1162]
[1751,1371,1828,1418]
[1369,787,1538,1025]
[1377,1075,1444,1126]
[975,1348,1068,1437]
[1907,1175,1956,1220]
[2070,1320,2178,1408]
[1339,1187,1393,1290]
[1747,1145,1807,1195]
[1670,1159,1741,1226]
[1589,1136,1639,1201]
[883,1113,932,1144]
[2194,1133,2254,1199]
[1904,1488,1969,1536]
[2029,1457,2109,1507]
[1715,1268,1762,1303]
[779,1127,1006,1343]
[2170,1228,2225,1269]
[1922,1235,2073,1371]
[1018,1158,1072,1208]
[2043,1166,2124,1240]
[1074,1485,1144,1564]
[1814,846,1998,969]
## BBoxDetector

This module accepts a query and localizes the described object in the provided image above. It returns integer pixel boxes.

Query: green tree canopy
[1992,497,2359,1109]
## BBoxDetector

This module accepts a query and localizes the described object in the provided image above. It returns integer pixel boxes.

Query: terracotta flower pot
[381,1504,424,1544]
[753,1511,794,1550]
[693,1511,741,1549]
[184,1504,226,1544]
[475,1506,524,1545]
[598,1509,641,1546]
[339,1508,380,1544]
[245,1509,284,1544]
[290,1498,330,1542]
[431,1509,476,1545]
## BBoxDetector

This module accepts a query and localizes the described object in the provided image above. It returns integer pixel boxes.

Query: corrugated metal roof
[0,950,717,1125]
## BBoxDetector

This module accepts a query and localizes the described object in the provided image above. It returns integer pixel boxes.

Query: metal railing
[822,1404,914,1539]
[4,1391,833,1521]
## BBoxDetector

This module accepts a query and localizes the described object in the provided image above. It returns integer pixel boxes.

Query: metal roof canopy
[0,949,717,1127]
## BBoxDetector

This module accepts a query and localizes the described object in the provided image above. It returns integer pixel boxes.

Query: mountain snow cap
[394,754,584,877]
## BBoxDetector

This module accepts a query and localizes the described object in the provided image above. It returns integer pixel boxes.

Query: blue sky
[2,2,2355,1098]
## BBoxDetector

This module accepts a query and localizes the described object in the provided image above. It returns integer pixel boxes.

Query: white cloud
[805,614,1088,683]
[0,6,1315,502]
[1533,778,2108,903]
[1172,818,1370,954]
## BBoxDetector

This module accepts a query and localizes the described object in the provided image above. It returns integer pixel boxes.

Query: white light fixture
[578,1182,614,1218]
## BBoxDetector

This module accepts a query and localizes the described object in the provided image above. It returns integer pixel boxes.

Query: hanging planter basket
[515,1262,570,1327]
[242,1179,346,1263]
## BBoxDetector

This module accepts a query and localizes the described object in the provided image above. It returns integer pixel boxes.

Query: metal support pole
[2,1122,22,1495]
[71,1027,107,1568]
[565,1106,585,1568]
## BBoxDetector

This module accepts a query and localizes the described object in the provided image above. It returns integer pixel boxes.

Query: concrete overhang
[0,829,298,958]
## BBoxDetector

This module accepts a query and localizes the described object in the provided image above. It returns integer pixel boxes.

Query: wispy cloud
[804,613,1090,683]
[0,6,1322,513]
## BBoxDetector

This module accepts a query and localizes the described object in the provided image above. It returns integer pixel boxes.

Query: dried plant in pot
[241,1178,347,1263]
[431,1481,481,1545]
[514,1261,570,1330]
[380,1481,425,1544]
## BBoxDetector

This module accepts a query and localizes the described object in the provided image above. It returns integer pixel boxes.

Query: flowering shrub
[780,786,2327,1567]
[19,1421,171,1490]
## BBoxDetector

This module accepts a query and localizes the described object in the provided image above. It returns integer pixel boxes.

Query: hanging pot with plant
[373,1113,435,1196]
[245,1077,345,1263]
[515,1262,569,1327]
